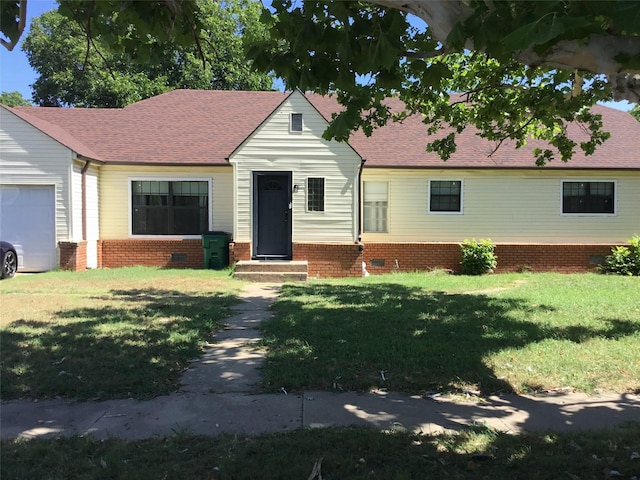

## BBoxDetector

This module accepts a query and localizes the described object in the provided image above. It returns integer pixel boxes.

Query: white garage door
[0,185,57,272]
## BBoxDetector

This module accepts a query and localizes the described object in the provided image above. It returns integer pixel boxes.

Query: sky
[0,0,633,112]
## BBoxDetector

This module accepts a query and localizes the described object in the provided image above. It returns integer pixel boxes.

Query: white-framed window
[429,179,463,214]
[363,181,388,233]
[290,113,303,132]
[562,180,616,215]
[130,179,210,236]
[307,177,325,212]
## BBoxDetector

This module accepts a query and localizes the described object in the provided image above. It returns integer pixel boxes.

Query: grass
[3,269,639,401]
[0,267,245,400]
[2,424,639,479]
[260,272,640,395]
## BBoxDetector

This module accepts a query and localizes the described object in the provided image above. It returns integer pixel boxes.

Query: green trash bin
[202,231,230,269]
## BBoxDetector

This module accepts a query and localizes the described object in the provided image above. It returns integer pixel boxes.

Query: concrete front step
[233,260,308,282]
[235,260,308,273]
[233,271,308,283]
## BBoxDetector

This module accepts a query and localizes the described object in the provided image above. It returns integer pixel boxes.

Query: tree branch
[402,47,447,59]
[369,0,640,102]
[0,0,27,51]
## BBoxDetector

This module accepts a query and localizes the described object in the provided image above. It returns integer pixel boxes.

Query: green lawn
[260,272,640,395]
[2,269,638,401]
[0,267,245,400]
[3,425,639,479]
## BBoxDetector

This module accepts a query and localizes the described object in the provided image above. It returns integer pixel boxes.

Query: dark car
[1,241,18,279]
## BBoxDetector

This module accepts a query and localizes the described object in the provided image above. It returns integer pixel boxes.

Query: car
[1,241,18,279]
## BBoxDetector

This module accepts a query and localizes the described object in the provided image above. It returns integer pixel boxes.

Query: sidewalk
[2,283,638,440]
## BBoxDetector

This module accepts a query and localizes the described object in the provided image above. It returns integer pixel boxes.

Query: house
[1,90,639,278]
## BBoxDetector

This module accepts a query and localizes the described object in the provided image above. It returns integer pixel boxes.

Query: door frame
[252,171,292,259]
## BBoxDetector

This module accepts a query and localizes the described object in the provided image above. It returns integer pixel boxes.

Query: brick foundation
[294,243,363,278]
[70,240,616,276]
[58,241,87,271]
[362,242,615,275]
[99,239,204,269]
[229,242,251,264]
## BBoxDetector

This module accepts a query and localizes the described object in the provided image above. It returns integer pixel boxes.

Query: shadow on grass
[0,289,238,401]
[2,423,640,480]
[260,283,639,395]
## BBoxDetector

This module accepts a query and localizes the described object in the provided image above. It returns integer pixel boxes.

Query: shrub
[600,234,640,276]
[460,238,497,275]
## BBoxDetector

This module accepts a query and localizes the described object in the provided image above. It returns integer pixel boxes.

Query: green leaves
[501,14,593,53]
[23,0,273,107]
[0,1,21,46]
[245,1,623,165]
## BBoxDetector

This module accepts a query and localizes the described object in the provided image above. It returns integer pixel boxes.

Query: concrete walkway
[2,284,638,440]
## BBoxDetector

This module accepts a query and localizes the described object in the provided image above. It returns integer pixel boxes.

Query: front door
[253,172,292,259]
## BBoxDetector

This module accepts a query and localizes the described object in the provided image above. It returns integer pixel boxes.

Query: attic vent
[291,113,303,132]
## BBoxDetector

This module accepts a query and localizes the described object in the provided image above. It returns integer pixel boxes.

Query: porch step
[233,260,308,282]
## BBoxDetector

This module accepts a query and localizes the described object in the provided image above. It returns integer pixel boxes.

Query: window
[307,177,325,212]
[429,180,462,213]
[562,181,615,214]
[131,180,209,235]
[363,181,388,232]
[291,113,303,132]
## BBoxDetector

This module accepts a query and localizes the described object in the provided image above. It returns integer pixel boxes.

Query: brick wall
[89,240,614,276]
[494,244,613,273]
[230,241,615,277]
[294,243,363,278]
[99,239,204,269]
[59,241,87,271]
[230,242,251,263]
[362,242,614,275]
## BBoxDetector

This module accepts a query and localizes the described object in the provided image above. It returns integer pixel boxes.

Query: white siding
[71,161,83,240]
[86,163,100,268]
[0,107,72,242]
[361,169,640,244]
[230,91,361,243]
[99,165,233,239]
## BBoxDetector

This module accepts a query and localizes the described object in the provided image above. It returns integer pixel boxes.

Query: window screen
[291,113,303,132]
[429,180,462,212]
[363,181,388,232]
[307,177,325,212]
[132,180,208,235]
[562,181,614,214]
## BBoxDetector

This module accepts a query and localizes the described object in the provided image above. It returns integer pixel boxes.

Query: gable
[0,106,75,170]
[1,105,89,160]
[229,90,362,163]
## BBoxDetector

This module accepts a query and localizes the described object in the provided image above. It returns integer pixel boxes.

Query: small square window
[291,113,303,132]
[429,180,462,213]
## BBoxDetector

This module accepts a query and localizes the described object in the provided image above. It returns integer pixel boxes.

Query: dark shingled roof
[8,89,640,169]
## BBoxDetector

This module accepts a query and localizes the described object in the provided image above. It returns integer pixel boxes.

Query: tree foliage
[22,0,273,107]
[0,91,30,106]
[3,0,639,163]
[246,1,640,165]
[631,105,640,122]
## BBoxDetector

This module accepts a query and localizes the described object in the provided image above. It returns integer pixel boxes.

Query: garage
[0,185,57,272]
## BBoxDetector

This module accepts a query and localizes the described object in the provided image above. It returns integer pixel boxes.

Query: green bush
[600,234,640,276]
[460,238,497,275]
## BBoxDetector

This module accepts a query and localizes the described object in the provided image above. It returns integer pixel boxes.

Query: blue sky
[0,0,633,112]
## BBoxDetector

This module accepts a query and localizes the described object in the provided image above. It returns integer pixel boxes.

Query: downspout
[81,160,90,241]
[357,159,366,244]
